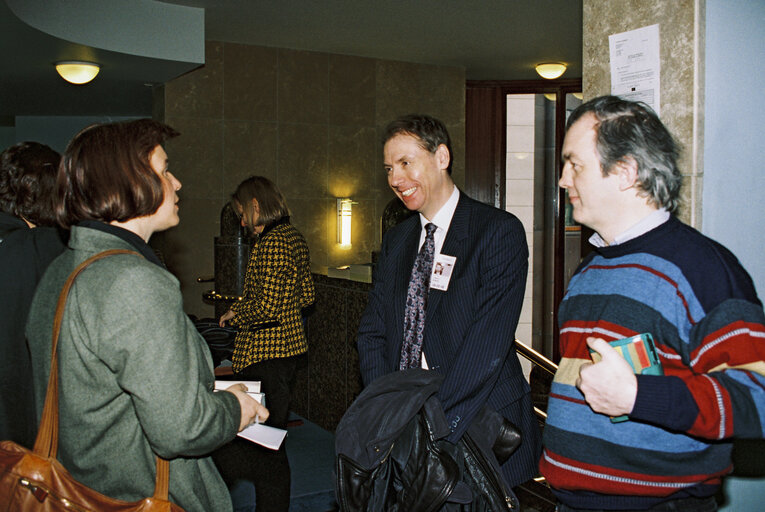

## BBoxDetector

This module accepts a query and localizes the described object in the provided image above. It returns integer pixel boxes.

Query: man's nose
[559,166,572,189]
[388,167,402,187]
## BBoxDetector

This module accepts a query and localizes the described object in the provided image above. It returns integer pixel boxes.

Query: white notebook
[237,422,287,450]
[214,380,261,393]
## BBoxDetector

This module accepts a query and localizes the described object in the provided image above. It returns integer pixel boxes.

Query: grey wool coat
[26,225,241,512]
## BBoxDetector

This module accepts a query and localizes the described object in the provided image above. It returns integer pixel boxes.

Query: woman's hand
[225,383,270,431]
[219,309,235,327]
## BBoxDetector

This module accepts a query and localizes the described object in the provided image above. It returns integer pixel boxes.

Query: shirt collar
[589,208,670,247]
[419,185,459,232]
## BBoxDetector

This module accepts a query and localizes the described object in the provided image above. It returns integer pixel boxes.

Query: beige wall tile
[164,41,223,119]
[223,43,277,122]
[278,49,329,124]
[329,55,376,126]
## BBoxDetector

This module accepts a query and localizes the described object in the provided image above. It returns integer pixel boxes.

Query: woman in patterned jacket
[218,175,315,511]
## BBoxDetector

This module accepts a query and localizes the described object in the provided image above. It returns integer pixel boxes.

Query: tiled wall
[505,94,557,371]
[505,95,536,352]
[151,41,465,318]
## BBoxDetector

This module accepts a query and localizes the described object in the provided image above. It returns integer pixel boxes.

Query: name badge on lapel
[430,254,456,291]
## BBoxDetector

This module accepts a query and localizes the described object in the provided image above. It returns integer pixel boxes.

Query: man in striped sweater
[540,96,765,511]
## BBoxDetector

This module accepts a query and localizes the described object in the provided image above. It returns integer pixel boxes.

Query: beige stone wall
[151,41,465,317]
[582,0,705,227]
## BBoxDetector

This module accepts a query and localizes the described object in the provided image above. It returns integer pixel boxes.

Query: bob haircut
[566,95,683,213]
[56,119,179,228]
[382,114,453,175]
[232,176,289,228]
[0,141,61,226]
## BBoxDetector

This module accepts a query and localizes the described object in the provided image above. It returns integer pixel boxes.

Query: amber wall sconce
[336,198,354,247]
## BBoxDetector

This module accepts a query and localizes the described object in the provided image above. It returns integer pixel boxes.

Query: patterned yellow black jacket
[230,217,315,371]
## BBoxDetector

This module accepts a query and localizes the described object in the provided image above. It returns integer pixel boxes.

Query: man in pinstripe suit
[357,114,541,489]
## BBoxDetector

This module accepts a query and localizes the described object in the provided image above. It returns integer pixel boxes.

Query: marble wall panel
[164,41,223,119]
[329,54,376,126]
[277,49,329,125]
[417,64,466,128]
[223,119,278,194]
[375,60,426,125]
[328,125,377,199]
[288,197,330,274]
[223,43,277,122]
[277,122,329,198]
[150,196,222,318]
[164,117,225,201]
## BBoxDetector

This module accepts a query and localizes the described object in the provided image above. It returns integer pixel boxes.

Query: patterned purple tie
[400,223,437,370]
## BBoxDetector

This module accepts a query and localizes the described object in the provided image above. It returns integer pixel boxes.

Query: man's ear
[435,144,450,172]
[615,156,638,191]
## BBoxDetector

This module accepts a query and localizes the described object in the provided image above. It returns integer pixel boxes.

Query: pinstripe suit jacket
[357,192,541,487]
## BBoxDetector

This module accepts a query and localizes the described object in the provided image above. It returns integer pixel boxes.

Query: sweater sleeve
[95,261,240,458]
[631,298,765,439]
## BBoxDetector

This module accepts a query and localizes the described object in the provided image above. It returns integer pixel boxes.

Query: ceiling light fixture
[535,62,566,80]
[55,61,100,84]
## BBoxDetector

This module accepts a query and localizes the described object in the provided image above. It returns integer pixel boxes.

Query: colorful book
[589,333,663,422]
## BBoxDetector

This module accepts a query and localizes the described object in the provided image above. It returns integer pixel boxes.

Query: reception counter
[290,273,371,432]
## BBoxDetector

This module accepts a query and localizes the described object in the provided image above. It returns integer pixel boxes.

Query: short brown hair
[0,141,61,226]
[382,114,453,175]
[57,119,179,228]
[232,176,289,228]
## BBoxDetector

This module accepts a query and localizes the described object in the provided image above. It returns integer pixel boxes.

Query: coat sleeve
[357,230,398,386]
[229,232,297,329]
[92,261,241,458]
[435,215,528,443]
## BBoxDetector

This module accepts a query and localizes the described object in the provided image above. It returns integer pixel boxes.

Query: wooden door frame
[465,79,582,361]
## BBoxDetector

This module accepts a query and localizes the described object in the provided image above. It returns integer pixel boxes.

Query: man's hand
[576,337,637,417]
[219,309,235,327]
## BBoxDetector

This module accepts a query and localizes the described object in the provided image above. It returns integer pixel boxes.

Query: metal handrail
[515,339,556,421]
[515,339,557,375]
[516,338,557,495]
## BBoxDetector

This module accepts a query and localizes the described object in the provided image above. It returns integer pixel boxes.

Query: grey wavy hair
[567,95,683,213]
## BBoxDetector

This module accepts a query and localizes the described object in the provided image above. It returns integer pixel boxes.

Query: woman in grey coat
[26,119,267,512]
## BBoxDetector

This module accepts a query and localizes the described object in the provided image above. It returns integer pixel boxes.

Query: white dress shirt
[416,185,459,368]
[589,208,670,247]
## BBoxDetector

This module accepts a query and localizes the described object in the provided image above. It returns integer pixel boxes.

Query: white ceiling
[0,0,582,119]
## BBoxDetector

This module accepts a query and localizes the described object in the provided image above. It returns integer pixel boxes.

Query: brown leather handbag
[0,249,185,511]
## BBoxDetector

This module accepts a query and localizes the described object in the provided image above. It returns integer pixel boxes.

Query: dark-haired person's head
[232,176,289,235]
[382,114,453,175]
[0,141,61,226]
[566,95,682,213]
[382,114,454,220]
[57,119,180,232]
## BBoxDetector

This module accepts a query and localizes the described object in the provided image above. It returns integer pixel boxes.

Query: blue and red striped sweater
[540,216,765,510]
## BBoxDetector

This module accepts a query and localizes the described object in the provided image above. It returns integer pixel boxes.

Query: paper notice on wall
[609,23,661,116]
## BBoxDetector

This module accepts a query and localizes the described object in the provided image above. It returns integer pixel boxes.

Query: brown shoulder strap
[32,249,173,500]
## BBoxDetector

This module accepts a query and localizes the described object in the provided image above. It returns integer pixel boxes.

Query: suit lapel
[425,193,471,325]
